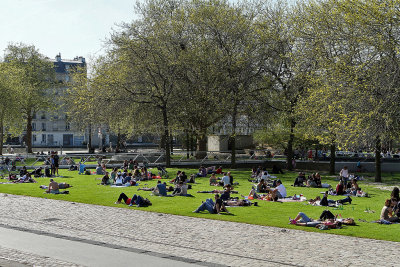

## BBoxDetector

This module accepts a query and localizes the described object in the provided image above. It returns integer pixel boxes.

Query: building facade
[30,54,109,148]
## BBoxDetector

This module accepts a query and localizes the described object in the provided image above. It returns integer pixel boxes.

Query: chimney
[55,53,61,62]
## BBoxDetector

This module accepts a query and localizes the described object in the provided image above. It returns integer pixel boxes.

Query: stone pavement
[0,193,397,267]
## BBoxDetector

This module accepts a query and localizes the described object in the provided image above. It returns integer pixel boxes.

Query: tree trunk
[26,113,33,153]
[170,134,173,155]
[186,130,190,159]
[162,108,171,167]
[190,133,195,156]
[196,130,207,159]
[116,131,121,153]
[329,142,336,175]
[87,124,94,153]
[375,136,382,182]
[230,103,237,167]
[286,118,296,171]
[0,117,3,156]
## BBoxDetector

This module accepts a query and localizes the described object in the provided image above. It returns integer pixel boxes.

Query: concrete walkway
[0,193,397,266]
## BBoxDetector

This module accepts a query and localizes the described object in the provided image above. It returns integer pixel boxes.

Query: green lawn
[0,168,399,242]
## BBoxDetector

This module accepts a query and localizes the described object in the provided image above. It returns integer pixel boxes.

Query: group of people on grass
[27,159,397,227]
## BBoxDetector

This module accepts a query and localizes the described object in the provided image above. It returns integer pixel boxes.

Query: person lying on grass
[289,210,355,229]
[115,193,152,207]
[193,194,230,214]
[197,185,238,194]
[15,173,36,183]
[224,198,253,207]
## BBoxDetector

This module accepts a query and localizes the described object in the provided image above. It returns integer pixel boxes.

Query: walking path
[0,193,397,266]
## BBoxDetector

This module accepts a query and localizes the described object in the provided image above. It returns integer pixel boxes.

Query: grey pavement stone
[0,193,397,267]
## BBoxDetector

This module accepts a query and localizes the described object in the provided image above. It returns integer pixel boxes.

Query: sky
[0,0,138,62]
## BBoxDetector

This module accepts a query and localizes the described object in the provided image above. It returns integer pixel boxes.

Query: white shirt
[340,169,349,178]
[276,184,287,198]
[221,175,230,186]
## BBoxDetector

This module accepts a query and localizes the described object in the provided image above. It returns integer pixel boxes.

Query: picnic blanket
[278,196,307,202]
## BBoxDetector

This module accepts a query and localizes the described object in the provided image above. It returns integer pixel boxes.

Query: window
[53,122,58,131]
[33,135,36,142]
[32,123,36,131]
[42,123,46,131]
[65,122,70,131]
[42,134,46,143]
[32,113,36,119]
[41,113,46,120]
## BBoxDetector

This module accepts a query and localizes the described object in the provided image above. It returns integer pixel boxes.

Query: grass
[0,167,399,242]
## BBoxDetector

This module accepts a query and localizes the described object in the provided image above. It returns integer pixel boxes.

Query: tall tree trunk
[186,130,190,159]
[26,113,33,153]
[375,136,382,182]
[329,142,336,175]
[286,118,296,171]
[87,124,94,153]
[170,134,173,155]
[230,103,237,167]
[0,117,3,156]
[116,130,121,153]
[196,128,207,159]
[162,108,171,167]
[190,132,195,156]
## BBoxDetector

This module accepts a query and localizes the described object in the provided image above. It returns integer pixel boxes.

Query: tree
[4,43,55,153]
[0,62,24,154]
[296,0,400,181]
[256,1,316,170]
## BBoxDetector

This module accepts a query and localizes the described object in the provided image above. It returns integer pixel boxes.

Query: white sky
[0,0,138,62]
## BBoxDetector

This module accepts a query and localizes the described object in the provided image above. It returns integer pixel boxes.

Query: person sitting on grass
[115,193,152,207]
[193,194,229,214]
[96,164,104,175]
[46,178,59,194]
[220,172,230,187]
[272,179,286,200]
[336,179,345,195]
[31,167,43,177]
[172,182,188,196]
[110,167,118,183]
[209,173,218,185]
[293,172,306,187]
[220,185,232,201]
[256,179,269,193]
[101,172,111,185]
[153,180,167,196]
[114,173,124,185]
[17,173,36,183]
[349,179,360,195]
[380,198,399,223]
[215,166,223,174]
[314,173,322,187]
[123,172,132,184]
[196,166,207,177]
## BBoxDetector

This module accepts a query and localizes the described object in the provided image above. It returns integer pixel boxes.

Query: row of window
[32,113,67,120]
[32,122,70,131]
